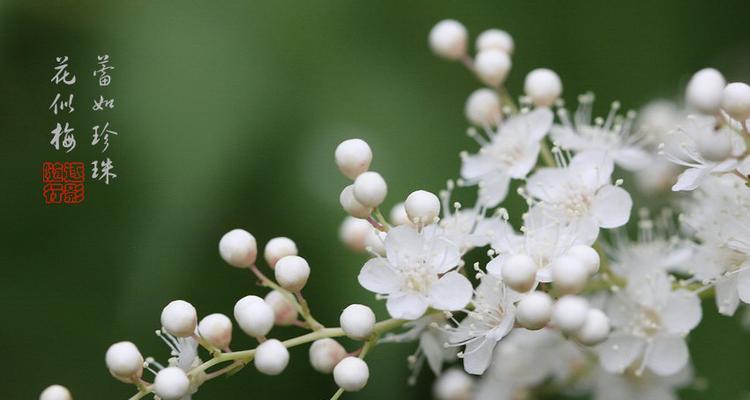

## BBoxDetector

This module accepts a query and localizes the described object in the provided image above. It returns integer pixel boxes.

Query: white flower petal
[384,225,422,267]
[419,330,446,375]
[715,277,741,316]
[358,257,401,294]
[462,337,498,375]
[478,172,511,208]
[737,268,750,304]
[429,272,473,311]
[386,292,429,320]
[503,107,553,142]
[486,256,505,277]
[598,334,644,373]
[614,146,653,171]
[661,290,702,334]
[461,153,494,182]
[646,336,689,376]
[671,167,708,192]
[591,185,632,228]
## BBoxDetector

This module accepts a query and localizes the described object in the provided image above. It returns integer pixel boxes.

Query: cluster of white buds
[43,18,750,400]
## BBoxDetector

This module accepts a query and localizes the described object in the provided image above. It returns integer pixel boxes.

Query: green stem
[539,139,556,168]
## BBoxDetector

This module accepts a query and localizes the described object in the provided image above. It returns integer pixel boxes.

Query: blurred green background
[2,1,750,399]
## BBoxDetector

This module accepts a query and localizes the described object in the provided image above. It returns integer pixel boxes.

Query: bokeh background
[2,1,750,399]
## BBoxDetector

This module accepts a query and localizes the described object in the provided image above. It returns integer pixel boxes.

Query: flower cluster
[40,19,750,400]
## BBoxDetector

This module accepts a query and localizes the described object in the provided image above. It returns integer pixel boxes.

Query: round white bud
[264,290,299,326]
[219,229,257,268]
[309,338,347,374]
[566,245,600,274]
[515,291,553,330]
[364,229,386,256]
[263,237,298,268]
[524,68,562,107]
[501,254,537,292]
[389,202,411,226]
[160,300,197,338]
[465,88,502,126]
[339,304,376,340]
[339,216,373,252]
[339,185,373,218]
[40,385,72,400]
[433,368,473,400]
[254,339,290,375]
[333,357,370,392]
[475,50,511,87]
[550,255,589,294]
[105,341,144,381]
[353,171,388,208]
[234,296,274,338]
[275,255,311,292]
[722,82,750,122]
[476,29,514,54]
[335,139,373,180]
[552,295,590,334]
[429,19,468,60]
[405,190,441,225]
[575,308,611,346]
[685,68,725,114]
[152,367,190,400]
[695,127,733,162]
[198,313,233,349]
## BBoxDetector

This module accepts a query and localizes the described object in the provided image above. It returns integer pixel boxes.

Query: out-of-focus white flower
[552,93,652,171]
[590,365,692,400]
[598,269,701,376]
[433,368,474,400]
[448,275,518,374]
[358,225,471,320]
[380,313,457,378]
[487,205,596,284]
[526,151,633,240]
[461,108,554,208]
[660,116,745,191]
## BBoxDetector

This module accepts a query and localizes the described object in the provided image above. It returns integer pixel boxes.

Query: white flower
[358,224,472,320]
[526,151,632,240]
[487,205,596,284]
[381,313,457,378]
[660,116,745,191]
[461,108,554,208]
[552,93,652,171]
[448,275,518,375]
[598,269,701,376]
[590,365,692,400]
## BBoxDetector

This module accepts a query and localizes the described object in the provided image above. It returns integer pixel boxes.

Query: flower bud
[234,295,274,338]
[340,185,373,218]
[340,304,376,340]
[333,357,370,392]
[501,254,537,292]
[550,255,589,294]
[160,300,197,338]
[335,139,373,180]
[433,368,473,400]
[309,338,347,374]
[475,50,511,87]
[389,202,411,226]
[476,29,514,54]
[685,68,725,114]
[274,255,311,292]
[429,19,468,60]
[405,190,441,225]
[264,237,298,268]
[695,127,733,162]
[105,341,144,382]
[524,68,562,107]
[575,308,610,346]
[255,339,290,375]
[353,171,388,208]
[198,313,233,349]
[153,367,190,400]
[722,82,750,122]
[552,295,589,334]
[264,290,298,326]
[339,216,373,252]
[40,385,72,400]
[566,245,600,274]
[219,229,257,268]
[465,88,502,127]
[516,291,553,330]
